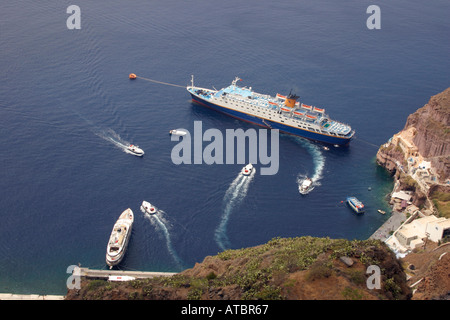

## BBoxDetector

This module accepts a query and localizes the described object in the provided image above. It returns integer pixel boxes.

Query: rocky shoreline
[376,88,449,219]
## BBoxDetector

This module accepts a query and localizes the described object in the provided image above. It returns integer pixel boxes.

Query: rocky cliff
[376,88,450,212]
[377,88,450,180]
[403,88,450,180]
[66,237,412,300]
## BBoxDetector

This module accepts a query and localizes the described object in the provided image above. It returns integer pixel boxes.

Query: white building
[386,215,450,254]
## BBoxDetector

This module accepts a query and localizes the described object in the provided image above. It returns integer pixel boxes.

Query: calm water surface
[0,0,448,294]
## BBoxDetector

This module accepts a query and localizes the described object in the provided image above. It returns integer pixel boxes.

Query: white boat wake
[293,137,325,194]
[142,207,183,269]
[214,168,255,251]
[94,128,135,155]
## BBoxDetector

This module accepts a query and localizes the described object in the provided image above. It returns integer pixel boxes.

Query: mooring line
[353,136,380,148]
[135,75,186,88]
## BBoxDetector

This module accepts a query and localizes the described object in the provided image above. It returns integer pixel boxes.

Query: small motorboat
[323,146,329,151]
[242,163,253,176]
[378,209,386,215]
[141,200,156,215]
[299,178,313,194]
[126,144,144,156]
[169,129,187,136]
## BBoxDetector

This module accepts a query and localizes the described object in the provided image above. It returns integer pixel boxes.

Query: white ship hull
[106,208,134,268]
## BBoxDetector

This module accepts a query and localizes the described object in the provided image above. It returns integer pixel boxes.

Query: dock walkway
[369,211,407,241]
[0,293,64,300]
[77,267,177,280]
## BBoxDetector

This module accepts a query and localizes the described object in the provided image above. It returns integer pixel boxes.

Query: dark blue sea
[0,0,448,295]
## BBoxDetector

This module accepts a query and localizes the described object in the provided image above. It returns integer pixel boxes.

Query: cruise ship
[187,77,354,145]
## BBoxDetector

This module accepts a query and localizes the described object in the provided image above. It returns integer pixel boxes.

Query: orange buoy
[129,73,137,79]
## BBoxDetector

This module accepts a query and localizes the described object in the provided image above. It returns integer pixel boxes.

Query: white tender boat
[106,208,134,269]
[242,163,253,176]
[299,178,313,194]
[126,144,144,156]
[170,129,187,136]
[140,200,157,215]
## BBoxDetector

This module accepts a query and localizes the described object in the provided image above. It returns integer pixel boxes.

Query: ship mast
[231,77,241,86]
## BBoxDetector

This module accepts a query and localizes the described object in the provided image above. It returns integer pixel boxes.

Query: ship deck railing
[211,87,353,136]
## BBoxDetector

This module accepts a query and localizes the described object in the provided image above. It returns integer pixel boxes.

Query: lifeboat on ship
[301,104,312,110]
[313,106,325,113]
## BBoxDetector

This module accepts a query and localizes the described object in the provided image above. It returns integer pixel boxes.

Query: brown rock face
[404,88,450,179]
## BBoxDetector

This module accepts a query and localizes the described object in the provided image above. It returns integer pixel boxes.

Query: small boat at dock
[378,209,386,215]
[106,208,134,269]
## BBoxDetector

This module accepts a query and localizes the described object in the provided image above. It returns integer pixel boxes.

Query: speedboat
[242,163,253,176]
[299,178,313,194]
[126,144,144,156]
[141,200,156,215]
[169,129,187,136]
[347,197,365,214]
[106,208,134,269]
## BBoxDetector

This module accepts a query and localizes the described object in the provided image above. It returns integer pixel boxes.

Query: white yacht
[106,208,134,269]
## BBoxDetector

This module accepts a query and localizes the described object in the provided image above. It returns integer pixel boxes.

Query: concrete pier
[369,211,407,241]
[77,267,177,280]
[0,293,64,300]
